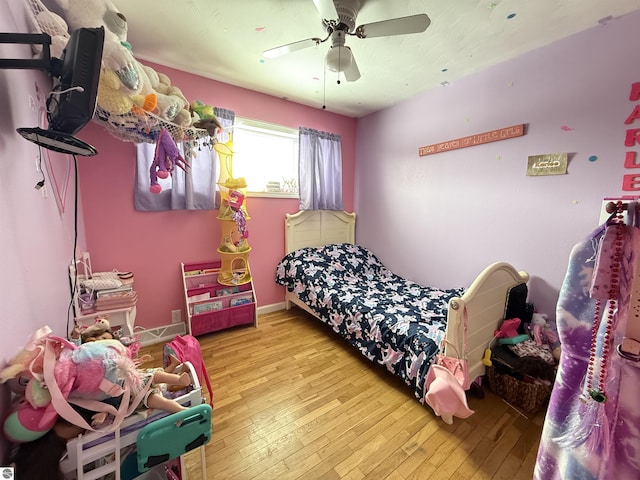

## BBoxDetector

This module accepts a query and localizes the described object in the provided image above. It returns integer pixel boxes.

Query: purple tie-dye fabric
[534,225,640,480]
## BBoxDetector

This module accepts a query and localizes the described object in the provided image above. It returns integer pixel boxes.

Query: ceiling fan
[263,0,431,82]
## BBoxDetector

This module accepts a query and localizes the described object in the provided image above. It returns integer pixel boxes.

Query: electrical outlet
[171,309,182,324]
[41,184,48,198]
[29,95,37,112]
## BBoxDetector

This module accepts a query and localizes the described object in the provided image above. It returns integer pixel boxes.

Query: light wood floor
[140,308,546,480]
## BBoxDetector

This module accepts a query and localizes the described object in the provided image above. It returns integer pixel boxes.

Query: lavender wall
[355,11,640,320]
[0,0,90,462]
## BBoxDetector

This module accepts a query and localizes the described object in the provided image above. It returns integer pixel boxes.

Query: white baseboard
[134,323,186,347]
[257,302,285,315]
[135,303,285,346]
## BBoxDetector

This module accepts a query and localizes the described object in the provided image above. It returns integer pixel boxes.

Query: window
[232,118,299,197]
[134,138,217,211]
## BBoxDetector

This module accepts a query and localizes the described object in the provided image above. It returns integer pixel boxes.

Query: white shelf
[69,252,137,336]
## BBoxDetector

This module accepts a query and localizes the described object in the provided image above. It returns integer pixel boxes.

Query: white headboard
[285,210,356,254]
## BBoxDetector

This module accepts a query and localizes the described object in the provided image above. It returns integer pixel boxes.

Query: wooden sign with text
[419,124,526,156]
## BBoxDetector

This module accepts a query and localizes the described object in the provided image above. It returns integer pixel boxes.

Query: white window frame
[231,117,299,198]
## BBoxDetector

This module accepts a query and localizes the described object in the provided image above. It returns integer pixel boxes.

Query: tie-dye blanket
[534,225,640,479]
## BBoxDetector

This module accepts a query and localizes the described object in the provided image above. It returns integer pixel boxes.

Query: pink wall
[79,67,356,329]
[354,11,640,320]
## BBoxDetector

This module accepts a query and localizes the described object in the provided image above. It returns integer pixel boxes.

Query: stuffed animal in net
[150,128,190,193]
[27,0,70,59]
[190,100,222,137]
[42,0,141,92]
[97,67,157,116]
[41,0,194,125]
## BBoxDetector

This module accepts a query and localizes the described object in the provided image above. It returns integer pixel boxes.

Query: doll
[69,319,191,426]
[6,326,195,479]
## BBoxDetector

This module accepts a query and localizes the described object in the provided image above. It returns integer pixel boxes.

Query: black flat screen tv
[16,26,105,156]
[47,26,104,135]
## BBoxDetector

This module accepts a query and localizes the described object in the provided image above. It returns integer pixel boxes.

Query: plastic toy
[482,348,493,367]
[494,318,521,339]
[494,318,529,345]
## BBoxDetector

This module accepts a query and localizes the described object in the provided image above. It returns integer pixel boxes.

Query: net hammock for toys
[24,0,210,144]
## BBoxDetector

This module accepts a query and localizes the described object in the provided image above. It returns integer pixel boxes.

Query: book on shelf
[96,284,134,298]
[230,294,253,307]
[184,269,202,276]
[193,300,223,314]
[216,286,239,297]
[185,267,219,276]
[188,292,211,303]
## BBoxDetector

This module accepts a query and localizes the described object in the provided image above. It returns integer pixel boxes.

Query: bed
[58,361,210,480]
[275,210,530,419]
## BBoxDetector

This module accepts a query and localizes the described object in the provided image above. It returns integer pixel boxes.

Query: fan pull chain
[322,58,327,110]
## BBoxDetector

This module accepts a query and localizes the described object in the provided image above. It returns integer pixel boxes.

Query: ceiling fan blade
[312,0,338,21]
[343,53,360,82]
[355,13,431,39]
[263,37,322,59]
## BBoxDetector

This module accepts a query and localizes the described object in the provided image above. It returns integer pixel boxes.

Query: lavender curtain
[134,137,216,211]
[298,127,343,211]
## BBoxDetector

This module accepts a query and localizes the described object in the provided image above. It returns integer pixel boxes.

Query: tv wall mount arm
[0,32,97,156]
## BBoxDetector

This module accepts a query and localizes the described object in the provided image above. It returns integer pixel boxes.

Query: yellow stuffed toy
[97,67,157,116]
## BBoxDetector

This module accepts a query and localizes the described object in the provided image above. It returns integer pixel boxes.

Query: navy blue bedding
[275,243,465,403]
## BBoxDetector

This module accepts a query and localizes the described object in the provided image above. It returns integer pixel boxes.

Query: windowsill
[246,191,299,199]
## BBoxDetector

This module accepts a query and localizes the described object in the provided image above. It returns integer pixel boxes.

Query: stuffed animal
[531,313,561,361]
[42,0,193,125]
[97,67,157,115]
[29,5,69,59]
[150,128,190,193]
[147,69,192,126]
[190,100,222,137]
[1,330,146,442]
[43,0,142,92]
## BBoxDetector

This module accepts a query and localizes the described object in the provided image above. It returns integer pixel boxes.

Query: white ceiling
[111,0,640,118]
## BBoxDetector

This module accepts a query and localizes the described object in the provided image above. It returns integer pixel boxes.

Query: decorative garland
[583,201,625,403]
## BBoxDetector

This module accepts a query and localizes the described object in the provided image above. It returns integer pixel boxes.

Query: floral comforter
[275,243,465,403]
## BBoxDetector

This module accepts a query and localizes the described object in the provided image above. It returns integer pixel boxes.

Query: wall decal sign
[623,82,640,191]
[418,123,525,156]
[526,153,568,176]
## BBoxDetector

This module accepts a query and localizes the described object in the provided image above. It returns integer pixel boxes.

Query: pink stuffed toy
[149,128,190,194]
[531,312,562,361]
[2,332,145,443]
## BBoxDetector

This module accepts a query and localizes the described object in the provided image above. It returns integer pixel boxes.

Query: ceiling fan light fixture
[326,45,352,72]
